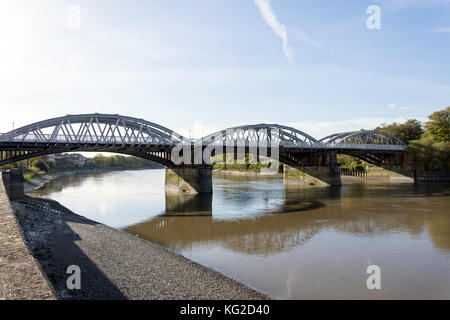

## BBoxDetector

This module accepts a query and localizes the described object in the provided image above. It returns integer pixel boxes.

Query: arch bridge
[0,114,409,194]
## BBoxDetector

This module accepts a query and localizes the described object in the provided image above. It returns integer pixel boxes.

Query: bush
[35,160,49,172]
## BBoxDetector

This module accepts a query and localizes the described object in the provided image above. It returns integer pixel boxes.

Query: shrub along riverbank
[212,154,283,173]
[1,154,163,183]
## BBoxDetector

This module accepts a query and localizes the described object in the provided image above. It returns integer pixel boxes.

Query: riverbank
[11,195,269,300]
[0,181,55,299]
[23,167,155,193]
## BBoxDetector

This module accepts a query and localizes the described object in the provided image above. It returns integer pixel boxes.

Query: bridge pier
[165,166,213,195]
[283,151,341,188]
[1,168,25,200]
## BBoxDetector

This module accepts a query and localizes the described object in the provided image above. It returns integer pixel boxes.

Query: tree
[91,155,108,168]
[35,160,49,172]
[377,119,424,144]
[424,106,450,142]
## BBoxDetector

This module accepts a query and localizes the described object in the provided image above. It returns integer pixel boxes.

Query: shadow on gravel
[19,196,128,300]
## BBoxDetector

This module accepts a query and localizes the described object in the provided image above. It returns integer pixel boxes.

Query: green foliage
[424,106,450,142]
[22,166,47,182]
[27,166,41,174]
[377,119,424,144]
[211,154,279,172]
[35,160,49,172]
[337,155,366,171]
[87,154,161,169]
[47,160,56,169]
[375,110,449,171]
[409,136,450,171]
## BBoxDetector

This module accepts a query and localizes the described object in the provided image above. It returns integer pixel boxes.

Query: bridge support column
[1,168,25,200]
[165,166,213,195]
[283,151,341,188]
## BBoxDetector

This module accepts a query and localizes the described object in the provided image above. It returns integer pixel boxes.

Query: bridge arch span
[319,130,406,149]
[201,123,318,148]
[0,113,185,167]
[1,113,185,145]
[318,130,407,166]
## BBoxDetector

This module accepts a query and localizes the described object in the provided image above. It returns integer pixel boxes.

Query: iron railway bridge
[0,113,407,168]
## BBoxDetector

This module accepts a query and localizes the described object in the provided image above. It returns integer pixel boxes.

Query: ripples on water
[31,169,450,299]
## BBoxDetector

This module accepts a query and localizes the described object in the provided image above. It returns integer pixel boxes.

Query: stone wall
[1,169,25,200]
[0,174,55,300]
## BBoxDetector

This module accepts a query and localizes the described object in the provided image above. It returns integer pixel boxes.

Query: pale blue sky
[0,0,449,138]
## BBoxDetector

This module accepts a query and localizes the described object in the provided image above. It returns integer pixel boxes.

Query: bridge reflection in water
[165,193,213,216]
[32,170,450,298]
[125,181,450,255]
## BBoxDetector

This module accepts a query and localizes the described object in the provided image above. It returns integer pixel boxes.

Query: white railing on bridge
[0,133,408,151]
[313,143,408,151]
[0,134,176,145]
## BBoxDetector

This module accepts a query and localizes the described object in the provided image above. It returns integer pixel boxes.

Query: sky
[0,0,449,140]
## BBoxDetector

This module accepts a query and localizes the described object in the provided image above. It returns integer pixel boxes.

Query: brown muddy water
[31,169,450,299]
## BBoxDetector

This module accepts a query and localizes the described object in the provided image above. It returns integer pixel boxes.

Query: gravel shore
[14,196,269,300]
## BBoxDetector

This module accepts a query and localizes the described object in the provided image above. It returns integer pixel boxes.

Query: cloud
[386,104,417,111]
[284,117,426,139]
[431,27,450,33]
[254,0,294,61]
[289,27,320,47]
[420,26,450,34]
[152,117,427,141]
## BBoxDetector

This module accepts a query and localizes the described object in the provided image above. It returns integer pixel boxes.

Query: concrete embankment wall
[415,171,450,183]
[348,167,449,183]
[0,171,55,300]
[364,167,414,182]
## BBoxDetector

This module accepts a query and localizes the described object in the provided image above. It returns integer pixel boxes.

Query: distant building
[53,153,87,168]
[43,154,56,162]
[70,154,87,167]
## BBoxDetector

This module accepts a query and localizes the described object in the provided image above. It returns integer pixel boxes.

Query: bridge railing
[0,134,408,151]
[0,134,177,145]
[313,143,408,151]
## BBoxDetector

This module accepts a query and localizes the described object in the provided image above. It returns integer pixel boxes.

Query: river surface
[31,169,450,299]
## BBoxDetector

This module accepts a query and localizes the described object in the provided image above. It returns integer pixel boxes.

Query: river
[30,169,450,299]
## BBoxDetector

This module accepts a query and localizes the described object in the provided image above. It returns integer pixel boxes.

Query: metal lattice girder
[0,113,185,146]
[317,130,407,151]
[201,124,318,148]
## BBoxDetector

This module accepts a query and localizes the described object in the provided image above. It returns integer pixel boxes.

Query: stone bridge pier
[283,151,342,188]
[1,168,25,200]
[165,165,213,194]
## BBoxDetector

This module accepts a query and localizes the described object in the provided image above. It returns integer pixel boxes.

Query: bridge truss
[0,114,407,167]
